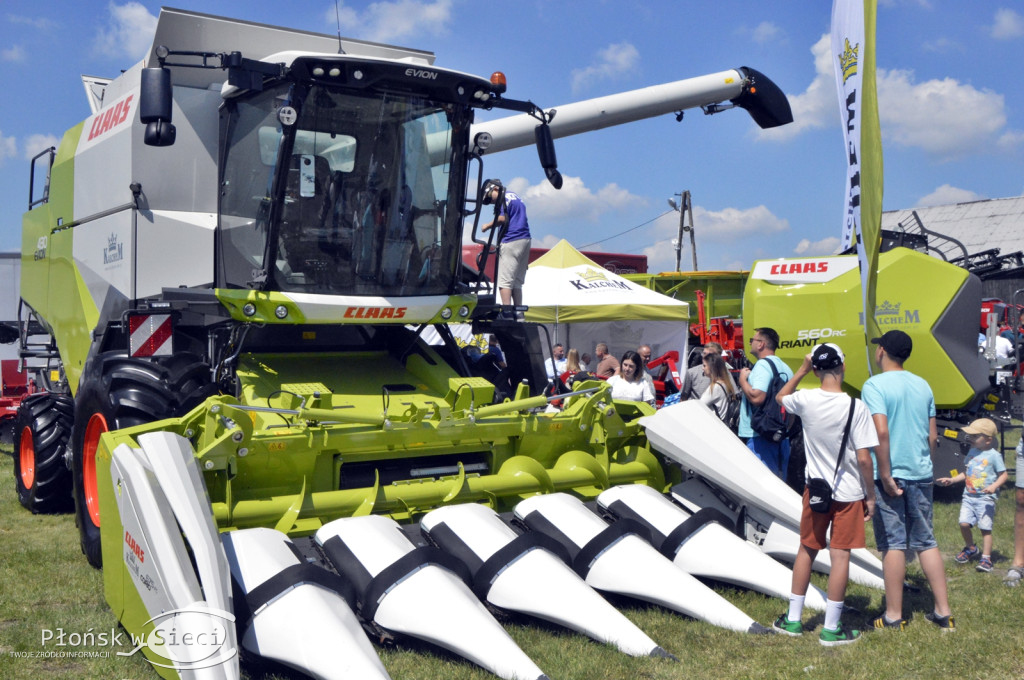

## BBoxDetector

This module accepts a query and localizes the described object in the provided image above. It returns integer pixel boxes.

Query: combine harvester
[4,8,850,679]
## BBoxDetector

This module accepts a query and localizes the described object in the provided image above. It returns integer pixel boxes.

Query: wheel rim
[19,426,35,489]
[82,413,108,528]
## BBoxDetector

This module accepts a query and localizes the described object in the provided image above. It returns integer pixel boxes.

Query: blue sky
[1,1,1022,272]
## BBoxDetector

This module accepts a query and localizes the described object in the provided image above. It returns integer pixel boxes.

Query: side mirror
[534,123,562,189]
[140,67,176,147]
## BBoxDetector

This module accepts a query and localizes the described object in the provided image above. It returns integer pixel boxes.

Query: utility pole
[667,190,697,271]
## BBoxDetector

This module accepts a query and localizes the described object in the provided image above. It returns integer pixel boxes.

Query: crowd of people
[478,181,1020,634]
[530,327,1023,646]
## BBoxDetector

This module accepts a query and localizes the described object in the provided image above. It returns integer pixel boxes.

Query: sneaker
[924,612,956,633]
[954,545,979,563]
[976,556,993,573]
[871,614,907,631]
[819,623,861,647]
[772,613,803,636]
[1005,566,1023,587]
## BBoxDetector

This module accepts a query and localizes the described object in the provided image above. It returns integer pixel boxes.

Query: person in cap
[480,179,531,309]
[772,343,877,645]
[937,418,1008,573]
[861,329,954,631]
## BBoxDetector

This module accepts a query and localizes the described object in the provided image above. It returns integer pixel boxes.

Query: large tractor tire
[13,393,75,513]
[72,351,216,568]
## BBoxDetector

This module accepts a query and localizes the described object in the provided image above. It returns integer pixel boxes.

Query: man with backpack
[738,327,794,478]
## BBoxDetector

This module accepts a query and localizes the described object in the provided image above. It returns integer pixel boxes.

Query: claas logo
[769,261,828,275]
[343,306,407,319]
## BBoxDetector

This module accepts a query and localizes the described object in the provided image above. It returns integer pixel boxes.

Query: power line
[578,209,673,250]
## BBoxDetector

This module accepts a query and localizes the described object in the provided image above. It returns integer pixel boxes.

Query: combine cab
[12,8,815,679]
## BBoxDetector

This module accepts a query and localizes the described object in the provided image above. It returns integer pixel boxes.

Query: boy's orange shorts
[799,488,866,551]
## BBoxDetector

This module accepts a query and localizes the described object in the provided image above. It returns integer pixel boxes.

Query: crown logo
[839,38,859,84]
[876,300,901,316]
[579,267,608,282]
[108,233,118,247]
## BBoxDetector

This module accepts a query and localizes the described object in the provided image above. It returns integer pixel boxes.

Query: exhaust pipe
[421,503,673,659]
[513,493,770,634]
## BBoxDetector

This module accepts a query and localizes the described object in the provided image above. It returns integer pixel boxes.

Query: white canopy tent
[521,240,690,363]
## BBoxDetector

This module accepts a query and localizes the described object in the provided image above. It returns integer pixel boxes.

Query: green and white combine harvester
[10,8,983,680]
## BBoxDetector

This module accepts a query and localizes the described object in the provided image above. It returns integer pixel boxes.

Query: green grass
[1,439,1022,680]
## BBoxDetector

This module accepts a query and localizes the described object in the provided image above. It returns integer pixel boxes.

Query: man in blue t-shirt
[481,179,531,308]
[861,329,954,632]
[738,327,793,479]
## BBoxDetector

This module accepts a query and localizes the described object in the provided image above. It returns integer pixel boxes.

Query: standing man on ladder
[481,179,531,313]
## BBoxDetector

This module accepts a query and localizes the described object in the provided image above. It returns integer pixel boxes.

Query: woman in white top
[607,350,656,406]
[700,352,736,420]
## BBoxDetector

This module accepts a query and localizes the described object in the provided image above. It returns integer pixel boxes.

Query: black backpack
[723,391,741,432]
[750,358,798,442]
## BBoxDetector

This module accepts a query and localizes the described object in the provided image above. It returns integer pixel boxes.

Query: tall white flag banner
[832,0,883,374]
[832,0,864,251]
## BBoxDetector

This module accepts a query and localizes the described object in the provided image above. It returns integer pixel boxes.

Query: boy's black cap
[811,343,844,370]
[871,330,913,360]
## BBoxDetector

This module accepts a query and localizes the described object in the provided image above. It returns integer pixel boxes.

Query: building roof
[881,195,1024,260]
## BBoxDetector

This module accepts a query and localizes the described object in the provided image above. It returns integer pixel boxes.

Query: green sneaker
[819,623,861,647]
[772,613,803,636]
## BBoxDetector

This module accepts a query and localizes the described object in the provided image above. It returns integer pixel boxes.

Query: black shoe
[871,614,907,631]
[924,612,956,632]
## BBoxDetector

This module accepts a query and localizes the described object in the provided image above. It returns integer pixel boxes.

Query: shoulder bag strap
[831,397,857,486]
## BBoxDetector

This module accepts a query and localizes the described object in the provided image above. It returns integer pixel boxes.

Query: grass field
[1,436,1022,680]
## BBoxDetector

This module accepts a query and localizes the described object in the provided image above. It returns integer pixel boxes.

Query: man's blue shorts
[872,478,938,552]
[746,435,790,480]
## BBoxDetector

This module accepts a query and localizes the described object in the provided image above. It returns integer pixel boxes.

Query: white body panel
[316,516,546,680]
[597,485,827,611]
[421,503,665,658]
[110,433,239,679]
[513,493,763,634]
[221,528,391,680]
[642,401,885,587]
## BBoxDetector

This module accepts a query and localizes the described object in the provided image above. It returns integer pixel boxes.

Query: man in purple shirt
[481,179,532,307]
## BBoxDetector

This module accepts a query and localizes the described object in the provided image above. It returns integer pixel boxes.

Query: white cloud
[921,37,963,53]
[94,2,157,61]
[7,15,56,30]
[761,32,1016,159]
[571,42,640,94]
[998,129,1024,148]
[751,22,783,45]
[459,175,646,246]
[991,8,1024,40]
[23,134,59,161]
[878,69,1007,159]
[506,175,647,223]
[531,233,563,249]
[331,0,453,44]
[2,46,25,62]
[758,33,835,142]
[914,184,985,207]
[640,204,789,272]
[794,236,841,255]
[0,131,17,164]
